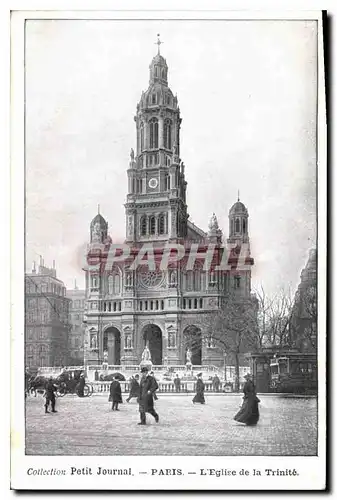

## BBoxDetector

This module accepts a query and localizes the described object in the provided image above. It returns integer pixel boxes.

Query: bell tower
[125,36,189,243]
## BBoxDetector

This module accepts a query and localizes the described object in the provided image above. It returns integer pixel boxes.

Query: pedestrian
[44,377,58,414]
[109,376,123,411]
[173,374,181,393]
[192,372,205,404]
[212,374,220,392]
[149,371,159,400]
[138,367,159,425]
[76,373,86,397]
[126,374,140,403]
[234,373,260,426]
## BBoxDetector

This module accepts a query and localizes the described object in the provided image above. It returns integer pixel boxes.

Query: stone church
[84,41,255,368]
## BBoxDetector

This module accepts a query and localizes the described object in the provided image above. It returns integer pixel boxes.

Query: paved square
[25,394,317,456]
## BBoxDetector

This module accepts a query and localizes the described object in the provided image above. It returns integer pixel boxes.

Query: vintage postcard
[10,5,327,491]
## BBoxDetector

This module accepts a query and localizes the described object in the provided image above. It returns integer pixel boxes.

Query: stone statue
[173,142,178,156]
[103,350,108,363]
[186,348,192,364]
[90,334,97,349]
[130,148,135,161]
[141,344,152,362]
[208,212,219,232]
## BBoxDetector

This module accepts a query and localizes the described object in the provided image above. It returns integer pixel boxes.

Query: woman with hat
[234,373,260,426]
[192,372,205,404]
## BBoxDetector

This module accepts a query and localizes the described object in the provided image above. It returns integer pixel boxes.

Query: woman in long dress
[192,373,205,404]
[234,373,260,425]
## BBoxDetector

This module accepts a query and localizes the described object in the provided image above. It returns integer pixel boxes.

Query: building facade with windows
[84,44,255,368]
[290,248,317,353]
[66,287,86,364]
[25,260,71,368]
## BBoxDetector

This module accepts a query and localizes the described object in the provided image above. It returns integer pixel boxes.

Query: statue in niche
[141,344,152,362]
[130,148,135,161]
[186,348,192,364]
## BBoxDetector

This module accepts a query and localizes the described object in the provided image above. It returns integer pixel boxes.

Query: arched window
[149,215,156,235]
[231,219,235,235]
[165,173,170,190]
[113,273,120,295]
[108,275,114,295]
[140,216,147,236]
[164,119,172,149]
[194,269,201,291]
[186,271,193,291]
[140,122,144,151]
[162,68,166,79]
[243,219,247,234]
[235,218,240,233]
[151,93,156,104]
[155,66,158,77]
[149,118,159,148]
[158,214,165,235]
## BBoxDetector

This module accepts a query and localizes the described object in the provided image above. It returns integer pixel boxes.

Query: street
[25,394,317,456]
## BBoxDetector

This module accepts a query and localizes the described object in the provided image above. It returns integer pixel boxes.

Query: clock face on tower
[148,177,158,189]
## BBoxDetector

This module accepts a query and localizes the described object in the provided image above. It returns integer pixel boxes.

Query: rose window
[139,271,164,289]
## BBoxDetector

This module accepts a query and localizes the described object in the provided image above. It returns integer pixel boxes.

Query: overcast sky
[25,19,317,296]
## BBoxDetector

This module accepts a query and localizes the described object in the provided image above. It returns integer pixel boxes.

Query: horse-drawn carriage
[27,369,93,398]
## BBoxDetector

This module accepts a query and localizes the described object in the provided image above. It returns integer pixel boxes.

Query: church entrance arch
[142,324,163,365]
[103,327,121,365]
[183,325,202,365]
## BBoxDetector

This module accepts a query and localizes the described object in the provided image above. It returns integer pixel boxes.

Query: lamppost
[223,351,227,382]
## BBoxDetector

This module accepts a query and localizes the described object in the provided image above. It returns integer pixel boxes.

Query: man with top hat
[76,373,86,397]
[138,366,159,425]
[192,372,205,404]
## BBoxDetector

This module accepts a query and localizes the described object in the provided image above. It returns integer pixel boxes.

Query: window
[186,271,193,291]
[164,119,172,149]
[194,270,201,291]
[91,276,98,288]
[235,218,240,233]
[161,300,164,310]
[158,214,165,235]
[243,219,247,234]
[152,93,156,104]
[149,118,159,148]
[27,328,33,340]
[207,336,215,348]
[234,275,241,289]
[165,172,170,189]
[149,215,156,235]
[140,216,147,236]
[140,122,144,151]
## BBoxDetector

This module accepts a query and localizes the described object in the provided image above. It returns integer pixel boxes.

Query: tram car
[269,353,317,394]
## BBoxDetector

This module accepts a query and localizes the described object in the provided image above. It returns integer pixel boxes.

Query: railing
[90,381,231,394]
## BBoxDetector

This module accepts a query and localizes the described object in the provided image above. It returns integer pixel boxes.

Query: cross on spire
[155,33,163,55]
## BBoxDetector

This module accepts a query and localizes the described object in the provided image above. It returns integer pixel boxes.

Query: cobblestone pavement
[25,394,317,456]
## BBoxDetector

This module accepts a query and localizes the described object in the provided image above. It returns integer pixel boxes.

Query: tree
[184,293,259,391]
[290,284,317,352]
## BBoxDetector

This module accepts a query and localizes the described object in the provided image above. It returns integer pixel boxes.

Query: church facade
[84,42,255,368]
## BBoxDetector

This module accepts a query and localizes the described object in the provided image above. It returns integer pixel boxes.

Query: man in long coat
[173,374,181,393]
[109,376,123,411]
[192,373,205,404]
[76,373,86,397]
[126,374,140,403]
[44,377,58,413]
[138,367,159,425]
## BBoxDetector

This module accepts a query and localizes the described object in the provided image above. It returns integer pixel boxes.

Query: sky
[25,19,317,296]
